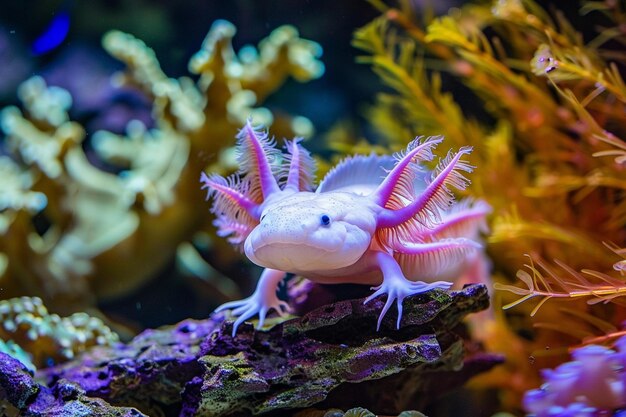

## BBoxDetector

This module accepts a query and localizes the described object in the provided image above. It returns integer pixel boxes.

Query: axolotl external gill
[201,121,490,335]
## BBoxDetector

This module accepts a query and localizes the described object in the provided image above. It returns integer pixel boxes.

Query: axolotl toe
[201,121,490,335]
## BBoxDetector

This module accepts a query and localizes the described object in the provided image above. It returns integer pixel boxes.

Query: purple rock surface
[1,284,495,417]
[0,352,146,417]
[0,352,39,408]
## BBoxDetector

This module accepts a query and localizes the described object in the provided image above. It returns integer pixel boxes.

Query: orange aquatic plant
[353,0,626,410]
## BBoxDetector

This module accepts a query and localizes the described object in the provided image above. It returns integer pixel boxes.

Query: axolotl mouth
[243,192,377,273]
[245,241,343,271]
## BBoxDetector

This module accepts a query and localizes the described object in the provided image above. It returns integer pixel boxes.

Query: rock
[33,284,493,417]
[0,352,146,417]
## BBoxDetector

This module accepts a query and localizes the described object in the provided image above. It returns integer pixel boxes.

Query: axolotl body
[201,122,490,335]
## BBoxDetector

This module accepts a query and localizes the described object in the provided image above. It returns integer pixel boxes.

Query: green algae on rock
[29,285,493,417]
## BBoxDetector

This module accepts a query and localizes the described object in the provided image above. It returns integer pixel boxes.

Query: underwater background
[0,0,386,329]
[2,1,626,416]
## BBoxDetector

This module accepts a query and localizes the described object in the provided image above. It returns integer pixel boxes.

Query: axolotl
[201,121,490,335]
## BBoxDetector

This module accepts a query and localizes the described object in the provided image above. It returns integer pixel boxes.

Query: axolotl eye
[320,214,331,226]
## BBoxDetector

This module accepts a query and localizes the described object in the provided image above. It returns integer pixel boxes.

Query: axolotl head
[244,192,378,273]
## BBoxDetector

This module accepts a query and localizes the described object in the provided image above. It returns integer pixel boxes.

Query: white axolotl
[201,121,490,336]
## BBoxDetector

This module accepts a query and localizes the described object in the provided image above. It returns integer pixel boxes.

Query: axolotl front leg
[215,268,290,336]
[217,250,452,336]
[364,251,452,330]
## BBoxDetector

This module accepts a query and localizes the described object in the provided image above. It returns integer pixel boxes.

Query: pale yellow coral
[187,20,323,135]
[0,157,47,221]
[17,76,72,127]
[1,109,82,179]
[91,122,190,214]
[103,30,206,132]
[0,21,323,313]
[0,296,118,368]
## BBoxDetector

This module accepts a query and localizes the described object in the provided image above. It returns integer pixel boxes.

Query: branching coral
[0,21,323,314]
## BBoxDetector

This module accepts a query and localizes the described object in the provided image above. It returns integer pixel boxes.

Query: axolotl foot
[216,295,290,337]
[364,279,452,330]
[215,268,290,337]
[364,251,453,330]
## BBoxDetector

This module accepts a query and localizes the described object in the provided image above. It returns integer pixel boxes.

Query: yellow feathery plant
[356,0,626,279]
[494,246,626,317]
[355,0,626,408]
[352,15,486,150]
